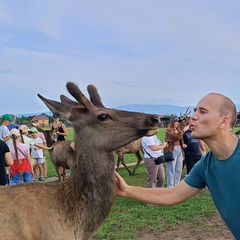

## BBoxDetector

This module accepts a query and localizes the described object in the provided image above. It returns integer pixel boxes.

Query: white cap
[10,128,20,137]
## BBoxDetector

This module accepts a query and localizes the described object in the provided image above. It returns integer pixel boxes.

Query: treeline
[14,113,52,125]
[12,114,68,126]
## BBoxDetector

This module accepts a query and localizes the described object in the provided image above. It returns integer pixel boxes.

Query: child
[9,129,33,184]
[19,125,51,179]
[29,127,45,181]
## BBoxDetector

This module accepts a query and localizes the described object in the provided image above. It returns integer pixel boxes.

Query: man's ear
[219,116,229,129]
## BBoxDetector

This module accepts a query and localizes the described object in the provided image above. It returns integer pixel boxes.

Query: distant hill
[15,111,52,118]
[116,103,240,116]
[16,103,240,118]
[115,104,194,116]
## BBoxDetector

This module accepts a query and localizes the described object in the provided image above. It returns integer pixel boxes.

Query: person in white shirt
[142,132,168,188]
[28,127,46,181]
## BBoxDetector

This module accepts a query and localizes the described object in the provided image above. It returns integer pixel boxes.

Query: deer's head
[38,82,160,151]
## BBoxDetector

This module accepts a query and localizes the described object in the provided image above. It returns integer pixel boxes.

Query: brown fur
[0,82,160,240]
[115,138,143,175]
[37,128,75,182]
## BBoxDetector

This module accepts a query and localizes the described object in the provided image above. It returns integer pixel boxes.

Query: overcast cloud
[1,0,240,115]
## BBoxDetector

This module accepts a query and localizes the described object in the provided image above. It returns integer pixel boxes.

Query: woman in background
[165,115,186,188]
[50,115,68,177]
[50,115,68,142]
[142,132,167,188]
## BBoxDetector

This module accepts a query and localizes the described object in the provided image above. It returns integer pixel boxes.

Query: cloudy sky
[1,0,240,116]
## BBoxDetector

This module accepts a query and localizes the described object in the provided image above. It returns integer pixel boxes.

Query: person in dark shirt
[50,115,68,141]
[0,140,13,185]
[50,115,69,177]
[183,125,206,174]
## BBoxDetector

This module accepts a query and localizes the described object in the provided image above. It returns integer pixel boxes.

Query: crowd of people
[141,113,206,190]
[0,114,53,185]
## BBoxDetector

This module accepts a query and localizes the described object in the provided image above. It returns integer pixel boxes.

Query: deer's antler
[179,107,191,122]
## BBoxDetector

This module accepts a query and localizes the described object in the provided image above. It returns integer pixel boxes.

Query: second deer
[37,128,75,182]
[115,138,143,175]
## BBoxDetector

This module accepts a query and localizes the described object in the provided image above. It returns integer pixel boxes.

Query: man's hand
[115,171,128,197]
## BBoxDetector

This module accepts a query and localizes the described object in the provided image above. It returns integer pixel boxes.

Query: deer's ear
[38,94,77,121]
[38,94,88,122]
[60,95,79,107]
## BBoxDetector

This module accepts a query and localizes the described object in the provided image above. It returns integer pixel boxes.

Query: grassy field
[93,168,216,239]
[44,127,238,239]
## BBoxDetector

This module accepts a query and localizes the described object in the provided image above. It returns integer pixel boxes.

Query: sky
[1,0,240,116]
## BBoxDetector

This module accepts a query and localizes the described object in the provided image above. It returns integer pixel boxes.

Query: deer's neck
[57,145,116,238]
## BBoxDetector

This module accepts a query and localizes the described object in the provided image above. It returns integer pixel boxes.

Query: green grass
[93,164,216,239]
[45,127,238,239]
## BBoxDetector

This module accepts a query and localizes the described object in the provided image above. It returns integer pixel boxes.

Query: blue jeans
[166,145,183,188]
[10,172,33,185]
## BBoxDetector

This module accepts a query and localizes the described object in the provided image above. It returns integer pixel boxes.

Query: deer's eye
[97,114,109,121]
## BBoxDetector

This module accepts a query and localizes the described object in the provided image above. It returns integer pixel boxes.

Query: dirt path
[136,213,234,239]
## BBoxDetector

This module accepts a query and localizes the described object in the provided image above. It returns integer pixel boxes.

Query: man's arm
[115,171,200,206]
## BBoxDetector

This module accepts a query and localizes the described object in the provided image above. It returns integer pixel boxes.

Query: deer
[37,127,75,182]
[115,138,143,175]
[0,82,160,240]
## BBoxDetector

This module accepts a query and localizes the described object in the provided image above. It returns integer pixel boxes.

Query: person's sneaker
[39,176,45,181]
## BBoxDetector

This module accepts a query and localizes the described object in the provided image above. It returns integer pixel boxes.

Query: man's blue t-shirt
[184,139,240,239]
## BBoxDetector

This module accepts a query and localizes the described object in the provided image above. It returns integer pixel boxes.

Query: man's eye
[97,114,109,121]
[200,110,207,114]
